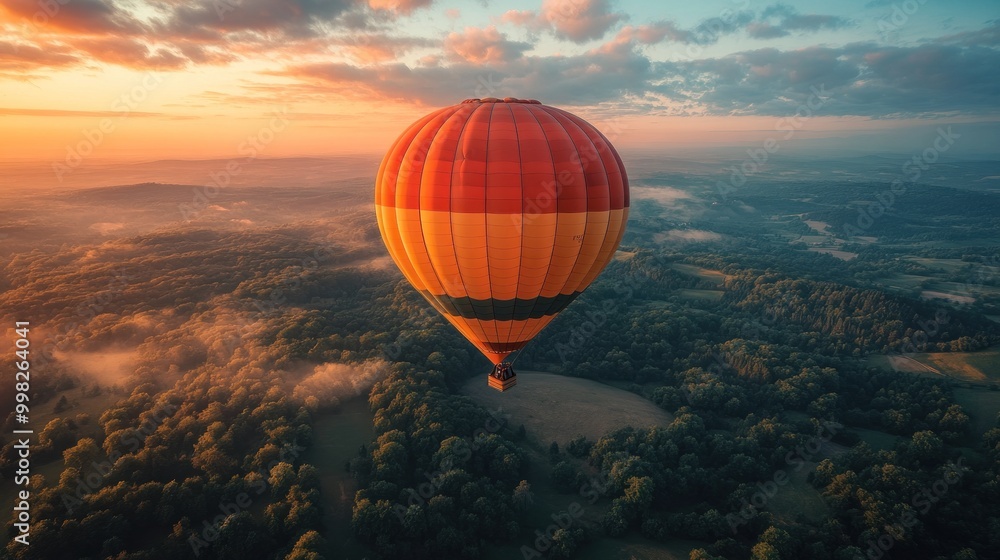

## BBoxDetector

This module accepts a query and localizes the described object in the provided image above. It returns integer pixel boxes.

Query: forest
[2,174,999,560]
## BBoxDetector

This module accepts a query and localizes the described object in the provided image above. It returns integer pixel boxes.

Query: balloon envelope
[375,97,630,364]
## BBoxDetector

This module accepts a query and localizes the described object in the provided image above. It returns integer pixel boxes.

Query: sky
[1,0,999,162]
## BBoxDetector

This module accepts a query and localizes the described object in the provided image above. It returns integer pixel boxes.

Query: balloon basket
[488,362,517,392]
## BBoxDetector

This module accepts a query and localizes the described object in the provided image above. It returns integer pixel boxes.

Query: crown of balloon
[461,97,542,104]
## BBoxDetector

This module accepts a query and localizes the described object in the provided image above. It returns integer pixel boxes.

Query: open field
[676,288,725,301]
[886,355,940,375]
[906,257,972,272]
[669,263,730,286]
[303,397,376,559]
[765,460,831,524]
[804,220,831,234]
[808,247,858,261]
[855,428,904,451]
[917,349,1000,383]
[462,372,673,446]
[878,273,930,291]
[871,349,1000,384]
[921,290,976,304]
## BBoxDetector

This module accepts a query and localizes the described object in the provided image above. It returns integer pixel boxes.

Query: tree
[623,476,654,512]
[513,480,534,512]
[603,503,629,537]
[284,530,326,560]
[566,436,592,458]
[54,395,70,413]
[551,462,577,493]
[758,526,794,558]
[750,542,781,560]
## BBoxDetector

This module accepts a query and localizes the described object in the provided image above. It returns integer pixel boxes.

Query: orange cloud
[443,26,529,64]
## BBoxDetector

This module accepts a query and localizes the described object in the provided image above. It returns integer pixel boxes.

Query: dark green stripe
[420,291,581,321]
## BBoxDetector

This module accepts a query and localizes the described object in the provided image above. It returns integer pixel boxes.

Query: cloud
[936,19,1000,47]
[366,0,433,16]
[165,0,354,36]
[0,107,162,117]
[0,0,420,72]
[612,21,694,45]
[748,4,853,38]
[500,0,624,43]
[72,37,189,69]
[661,39,1000,117]
[335,33,435,63]
[444,26,530,64]
[0,0,144,34]
[0,40,79,70]
[500,9,541,28]
[284,36,653,106]
[541,0,623,42]
[293,359,389,407]
[277,19,1000,119]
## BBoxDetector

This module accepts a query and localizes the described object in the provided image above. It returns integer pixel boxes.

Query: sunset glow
[2,0,999,163]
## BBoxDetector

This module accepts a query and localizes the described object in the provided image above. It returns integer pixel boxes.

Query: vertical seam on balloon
[448,102,490,353]
[513,103,561,344]
[509,103,551,348]
[448,105,492,354]
[559,109,615,294]
[586,127,624,286]
[413,105,462,317]
[506,101,524,352]
[393,107,451,298]
[534,105,590,321]
[482,101,502,351]
[384,108,446,292]
[548,109,598,298]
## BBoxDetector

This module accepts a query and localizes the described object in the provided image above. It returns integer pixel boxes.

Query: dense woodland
[2,176,1000,560]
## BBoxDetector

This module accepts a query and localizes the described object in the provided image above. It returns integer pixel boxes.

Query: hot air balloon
[375,97,629,392]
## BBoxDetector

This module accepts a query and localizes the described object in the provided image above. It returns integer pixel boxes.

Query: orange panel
[579,208,629,289]
[375,204,426,291]
[450,212,491,300]
[540,212,588,297]
[563,210,612,294]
